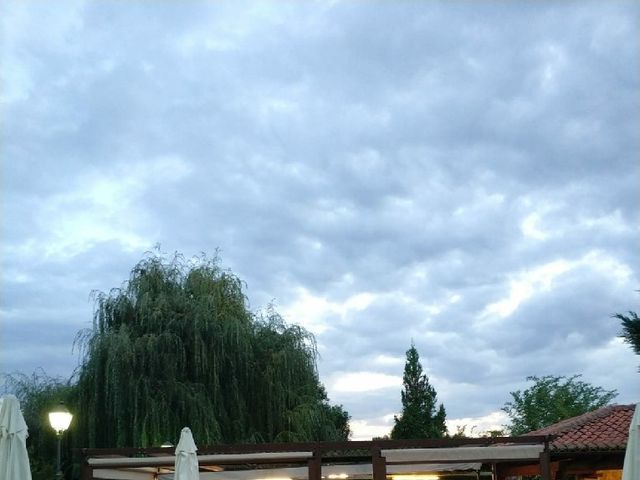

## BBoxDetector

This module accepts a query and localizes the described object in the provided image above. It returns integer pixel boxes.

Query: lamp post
[49,402,73,480]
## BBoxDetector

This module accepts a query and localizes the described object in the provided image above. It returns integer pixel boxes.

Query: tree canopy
[6,252,350,478]
[614,310,640,369]
[390,343,447,439]
[4,371,75,480]
[73,252,350,447]
[502,374,617,435]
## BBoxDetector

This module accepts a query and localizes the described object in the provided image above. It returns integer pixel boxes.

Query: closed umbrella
[622,403,639,480]
[175,427,199,480]
[0,395,32,480]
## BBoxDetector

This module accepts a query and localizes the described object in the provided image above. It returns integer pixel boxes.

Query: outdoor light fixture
[49,402,73,479]
[328,474,349,479]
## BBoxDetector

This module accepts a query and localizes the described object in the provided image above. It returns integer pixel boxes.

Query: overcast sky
[1,0,639,440]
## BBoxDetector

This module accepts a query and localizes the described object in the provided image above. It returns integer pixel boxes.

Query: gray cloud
[2,0,639,436]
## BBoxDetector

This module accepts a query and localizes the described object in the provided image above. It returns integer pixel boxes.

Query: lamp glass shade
[49,404,73,433]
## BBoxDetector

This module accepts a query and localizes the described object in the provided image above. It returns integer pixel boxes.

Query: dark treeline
[7,251,349,479]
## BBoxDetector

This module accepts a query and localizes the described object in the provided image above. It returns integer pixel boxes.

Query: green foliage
[449,424,470,438]
[390,343,447,439]
[73,252,349,448]
[502,374,618,435]
[483,428,507,438]
[448,424,506,439]
[4,370,76,480]
[614,310,640,367]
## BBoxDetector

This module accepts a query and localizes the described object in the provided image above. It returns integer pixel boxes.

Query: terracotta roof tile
[525,403,636,452]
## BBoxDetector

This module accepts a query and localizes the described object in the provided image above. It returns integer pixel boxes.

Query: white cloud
[17,156,193,260]
[537,43,567,93]
[481,251,634,321]
[330,372,402,393]
[577,210,631,234]
[281,288,375,334]
[349,417,396,441]
[372,354,404,367]
[446,410,509,437]
[580,336,639,403]
[521,212,550,240]
[481,259,573,319]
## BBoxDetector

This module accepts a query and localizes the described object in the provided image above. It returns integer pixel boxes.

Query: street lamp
[49,402,73,479]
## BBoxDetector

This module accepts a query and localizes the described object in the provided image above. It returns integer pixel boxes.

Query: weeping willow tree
[74,252,350,448]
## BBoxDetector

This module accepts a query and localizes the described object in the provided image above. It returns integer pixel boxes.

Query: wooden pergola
[80,435,553,480]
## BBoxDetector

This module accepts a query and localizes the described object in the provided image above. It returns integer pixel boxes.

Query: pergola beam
[81,436,552,480]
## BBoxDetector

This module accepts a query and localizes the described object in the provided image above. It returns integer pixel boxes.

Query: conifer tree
[614,310,640,370]
[390,343,447,439]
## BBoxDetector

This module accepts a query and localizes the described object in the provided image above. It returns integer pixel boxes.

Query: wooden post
[81,463,93,480]
[539,449,551,480]
[308,449,321,480]
[372,447,386,480]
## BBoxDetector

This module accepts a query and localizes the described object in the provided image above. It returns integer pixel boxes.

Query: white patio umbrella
[0,394,32,480]
[622,403,639,480]
[175,427,199,480]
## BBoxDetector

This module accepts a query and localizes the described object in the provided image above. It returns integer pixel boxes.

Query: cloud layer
[2,0,639,439]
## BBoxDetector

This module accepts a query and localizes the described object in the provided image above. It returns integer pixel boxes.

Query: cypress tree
[390,343,447,439]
